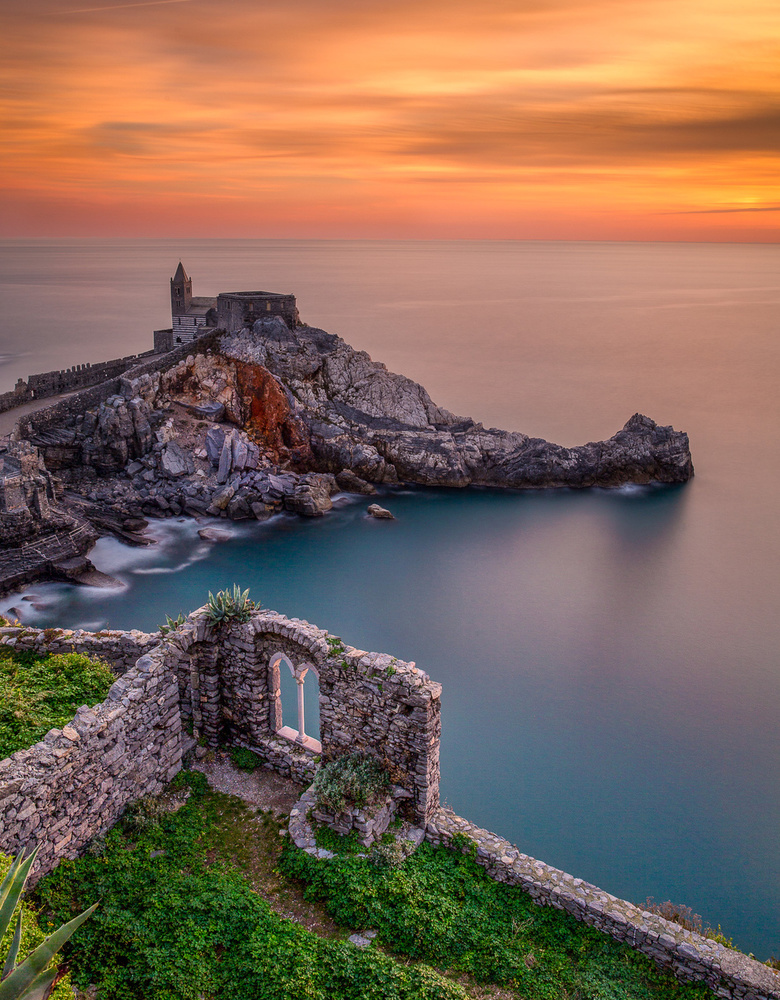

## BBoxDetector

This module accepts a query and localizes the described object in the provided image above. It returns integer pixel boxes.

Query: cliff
[0,317,693,591]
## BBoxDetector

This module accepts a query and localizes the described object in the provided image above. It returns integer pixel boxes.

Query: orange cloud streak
[1,0,778,239]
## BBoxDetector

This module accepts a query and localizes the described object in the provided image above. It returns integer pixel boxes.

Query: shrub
[311,754,390,814]
[0,649,114,759]
[35,772,465,1000]
[229,747,265,772]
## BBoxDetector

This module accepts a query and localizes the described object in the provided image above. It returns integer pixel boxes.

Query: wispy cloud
[55,0,193,14]
[2,0,779,238]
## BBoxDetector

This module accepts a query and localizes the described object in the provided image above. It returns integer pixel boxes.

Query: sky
[1,0,778,241]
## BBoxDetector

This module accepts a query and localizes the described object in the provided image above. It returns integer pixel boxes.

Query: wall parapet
[0,623,158,674]
[426,808,780,1000]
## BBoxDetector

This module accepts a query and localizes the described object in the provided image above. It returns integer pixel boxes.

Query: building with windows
[153,263,299,353]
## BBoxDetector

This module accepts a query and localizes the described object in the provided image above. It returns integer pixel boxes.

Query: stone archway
[269,651,321,752]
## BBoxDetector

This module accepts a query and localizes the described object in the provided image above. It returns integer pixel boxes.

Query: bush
[205,586,256,626]
[0,649,114,759]
[311,754,390,814]
[229,747,265,772]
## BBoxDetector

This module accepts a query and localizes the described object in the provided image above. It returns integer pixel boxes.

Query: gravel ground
[191,750,305,814]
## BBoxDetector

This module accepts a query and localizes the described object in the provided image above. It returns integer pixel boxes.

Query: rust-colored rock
[234,360,313,469]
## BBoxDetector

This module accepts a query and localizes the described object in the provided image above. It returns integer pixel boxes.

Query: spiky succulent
[0,847,97,1000]
[205,585,256,626]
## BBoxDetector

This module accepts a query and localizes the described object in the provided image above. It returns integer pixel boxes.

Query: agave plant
[205,585,256,626]
[158,612,186,636]
[0,848,96,1000]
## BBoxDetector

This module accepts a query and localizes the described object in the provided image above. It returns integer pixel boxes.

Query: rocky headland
[0,318,693,594]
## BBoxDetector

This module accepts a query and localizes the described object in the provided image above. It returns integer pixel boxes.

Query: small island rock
[367,503,394,519]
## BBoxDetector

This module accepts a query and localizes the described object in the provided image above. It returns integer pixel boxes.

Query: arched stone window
[269,652,321,752]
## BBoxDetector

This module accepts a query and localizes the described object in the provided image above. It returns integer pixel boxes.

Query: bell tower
[170,261,192,318]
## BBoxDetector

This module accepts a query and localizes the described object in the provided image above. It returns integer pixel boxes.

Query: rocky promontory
[0,318,693,593]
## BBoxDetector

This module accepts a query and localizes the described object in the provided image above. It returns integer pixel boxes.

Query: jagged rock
[227,494,252,519]
[250,502,275,521]
[205,427,225,465]
[160,442,191,478]
[220,324,693,489]
[217,437,233,483]
[210,484,236,510]
[367,504,394,519]
[336,469,377,494]
[232,435,249,471]
[283,474,333,517]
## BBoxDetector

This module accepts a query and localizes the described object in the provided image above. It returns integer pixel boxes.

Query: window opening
[271,653,321,750]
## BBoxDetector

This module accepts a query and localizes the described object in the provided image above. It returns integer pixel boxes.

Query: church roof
[172,261,189,283]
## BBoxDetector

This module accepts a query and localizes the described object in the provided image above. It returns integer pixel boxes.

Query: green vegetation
[311,754,390,814]
[1,850,95,1000]
[35,773,462,1000]
[228,747,265,772]
[33,770,717,1000]
[205,586,256,627]
[279,835,713,1000]
[158,612,186,635]
[0,648,114,759]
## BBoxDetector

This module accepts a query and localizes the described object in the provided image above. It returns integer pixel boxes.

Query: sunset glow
[2,0,778,239]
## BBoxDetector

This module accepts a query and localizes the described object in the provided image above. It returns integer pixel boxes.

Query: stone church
[154,263,299,353]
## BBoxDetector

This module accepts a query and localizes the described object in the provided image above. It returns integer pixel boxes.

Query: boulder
[336,470,377,494]
[284,474,334,517]
[205,427,225,465]
[367,504,394,519]
[160,442,191,478]
[198,527,233,542]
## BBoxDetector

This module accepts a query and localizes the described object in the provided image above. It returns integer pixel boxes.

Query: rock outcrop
[220,318,694,489]
[1,313,693,592]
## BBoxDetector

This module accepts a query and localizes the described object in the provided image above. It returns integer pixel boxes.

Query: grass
[0,646,115,759]
[35,772,464,1000]
[32,770,721,1000]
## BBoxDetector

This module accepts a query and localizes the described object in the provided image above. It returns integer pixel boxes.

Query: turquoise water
[0,239,778,956]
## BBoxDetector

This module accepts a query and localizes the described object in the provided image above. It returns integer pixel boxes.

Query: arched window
[270,652,321,751]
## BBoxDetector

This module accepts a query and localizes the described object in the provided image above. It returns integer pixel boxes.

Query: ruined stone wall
[158,607,442,824]
[22,351,158,401]
[426,810,780,1000]
[0,622,158,675]
[0,650,182,881]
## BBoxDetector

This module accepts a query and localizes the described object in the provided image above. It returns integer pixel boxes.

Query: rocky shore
[0,317,693,595]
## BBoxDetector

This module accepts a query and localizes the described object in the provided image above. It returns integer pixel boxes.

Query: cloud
[1,0,778,237]
[56,0,194,15]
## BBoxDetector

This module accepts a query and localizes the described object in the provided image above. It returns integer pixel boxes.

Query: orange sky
[1,0,778,240]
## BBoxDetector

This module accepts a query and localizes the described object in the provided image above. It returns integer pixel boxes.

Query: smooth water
[0,239,778,956]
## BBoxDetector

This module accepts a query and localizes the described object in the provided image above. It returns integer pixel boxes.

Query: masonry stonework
[0,610,777,1000]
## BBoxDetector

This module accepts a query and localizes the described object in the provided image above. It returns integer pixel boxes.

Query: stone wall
[13,335,219,442]
[0,648,181,882]
[157,607,442,824]
[426,809,780,1000]
[0,622,158,675]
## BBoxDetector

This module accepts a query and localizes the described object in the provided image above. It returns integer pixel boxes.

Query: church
[153,263,300,353]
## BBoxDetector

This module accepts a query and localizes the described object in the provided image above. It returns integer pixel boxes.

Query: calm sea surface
[0,239,778,956]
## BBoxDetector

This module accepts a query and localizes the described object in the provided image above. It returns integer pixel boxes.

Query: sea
[0,238,778,957]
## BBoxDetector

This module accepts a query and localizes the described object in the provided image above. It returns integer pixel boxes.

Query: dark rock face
[220,319,694,489]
